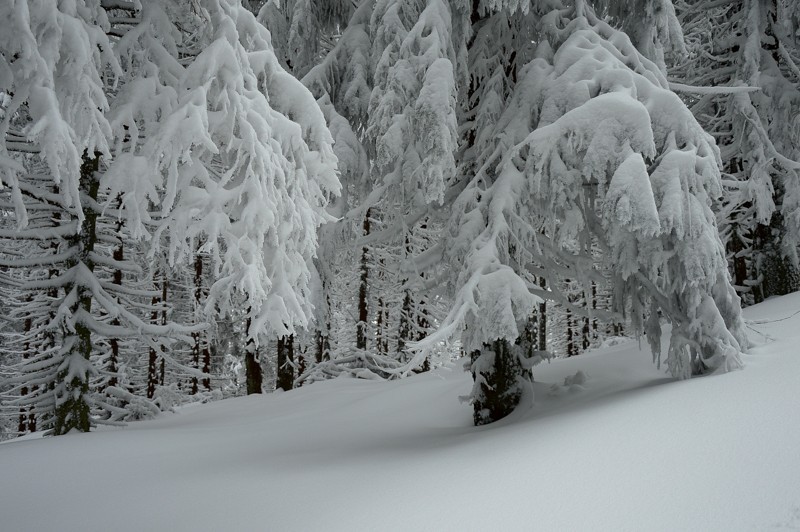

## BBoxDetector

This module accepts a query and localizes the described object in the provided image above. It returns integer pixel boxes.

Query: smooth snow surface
[2,294,800,531]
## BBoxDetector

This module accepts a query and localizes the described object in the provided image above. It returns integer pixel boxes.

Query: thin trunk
[159,276,167,386]
[314,330,328,364]
[581,316,591,351]
[107,215,123,390]
[146,269,166,398]
[314,286,331,363]
[276,334,295,391]
[397,289,412,357]
[537,277,547,352]
[202,346,211,391]
[376,295,387,356]
[518,311,538,360]
[191,253,202,394]
[727,158,749,294]
[147,288,159,400]
[244,314,262,394]
[416,295,430,372]
[566,305,575,357]
[357,210,371,352]
[398,228,413,357]
[18,296,33,435]
[297,345,307,383]
[591,281,598,339]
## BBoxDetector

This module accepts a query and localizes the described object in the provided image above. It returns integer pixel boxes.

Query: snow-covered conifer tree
[0,0,131,434]
[418,1,747,425]
[671,0,800,305]
[147,0,340,392]
[258,0,354,78]
[0,0,339,433]
[365,0,459,363]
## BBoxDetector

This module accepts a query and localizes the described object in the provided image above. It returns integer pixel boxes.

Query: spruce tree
[422,1,747,424]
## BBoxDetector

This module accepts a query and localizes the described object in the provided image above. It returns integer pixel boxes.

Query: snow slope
[2,294,800,531]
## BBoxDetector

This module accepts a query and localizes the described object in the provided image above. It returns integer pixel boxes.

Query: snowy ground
[2,294,800,531]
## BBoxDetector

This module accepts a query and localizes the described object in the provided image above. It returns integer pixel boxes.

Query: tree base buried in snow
[470,338,532,426]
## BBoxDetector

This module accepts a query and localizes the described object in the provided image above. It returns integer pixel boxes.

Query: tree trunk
[54,153,101,435]
[416,294,430,372]
[314,283,331,363]
[18,295,33,435]
[147,289,159,400]
[276,334,295,391]
[297,345,307,383]
[357,209,371,352]
[581,287,591,351]
[397,289,412,357]
[107,231,123,389]
[537,277,547,352]
[191,253,202,394]
[244,314,262,394]
[159,275,167,387]
[471,338,530,425]
[376,294,387,356]
[581,316,591,351]
[566,305,576,357]
[145,269,167,398]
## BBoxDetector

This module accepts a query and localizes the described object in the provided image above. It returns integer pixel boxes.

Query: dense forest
[0,0,798,438]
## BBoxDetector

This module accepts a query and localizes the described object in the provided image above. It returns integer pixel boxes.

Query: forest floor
[2,293,800,531]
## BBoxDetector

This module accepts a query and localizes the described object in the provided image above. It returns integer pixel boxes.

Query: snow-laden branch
[668,81,761,94]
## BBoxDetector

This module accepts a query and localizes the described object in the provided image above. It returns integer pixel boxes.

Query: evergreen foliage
[2,0,785,434]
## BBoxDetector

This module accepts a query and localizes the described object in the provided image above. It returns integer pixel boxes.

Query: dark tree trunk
[146,270,167,398]
[414,289,431,372]
[314,331,328,364]
[191,253,202,395]
[314,284,331,363]
[375,256,388,356]
[18,295,33,435]
[417,299,431,372]
[399,221,431,370]
[108,233,123,389]
[519,311,538,360]
[398,227,413,358]
[244,349,262,394]
[315,328,329,364]
[582,316,591,351]
[297,345,307,383]
[537,277,547,352]
[397,289,412,356]
[106,194,124,393]
[471,338,531,425]
[726,157,750,300]
[276,334,295,391]
[566,305,576,357]
[581,287,591,351]
[159,276,167,387]
[147,288,160,400]
[357,210,371,352]
[54,153,101,435]
[147,297,158,399]
[244,315,262,394]
[376,295,387,356]
[202,345,211,391]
